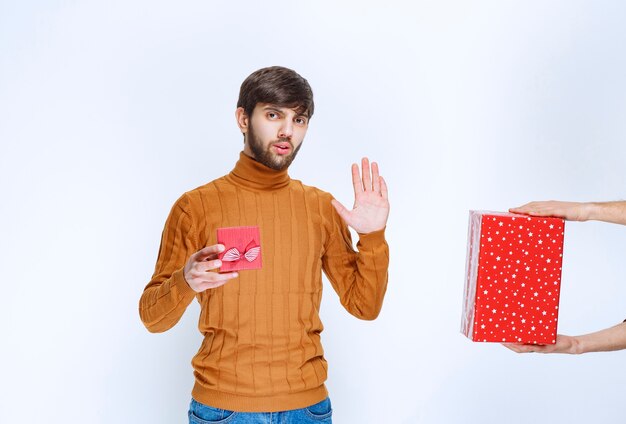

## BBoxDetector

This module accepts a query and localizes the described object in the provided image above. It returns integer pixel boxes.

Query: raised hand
[183,244,239,292]
[509,201,591,221]
[331,157,389,234]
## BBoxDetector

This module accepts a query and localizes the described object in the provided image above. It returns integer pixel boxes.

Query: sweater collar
[226,151,291,190]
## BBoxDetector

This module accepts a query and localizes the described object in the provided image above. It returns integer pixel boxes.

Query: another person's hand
[503,335,580,355]
[509,201,592,221]
[331,157,390,234]
[183,244,239,292]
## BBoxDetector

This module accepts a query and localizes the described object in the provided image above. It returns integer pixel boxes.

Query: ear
[235,107,249,135]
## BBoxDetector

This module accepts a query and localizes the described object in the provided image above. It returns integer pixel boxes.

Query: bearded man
[139,66,390,423]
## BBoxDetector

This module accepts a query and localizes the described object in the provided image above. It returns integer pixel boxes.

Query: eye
[295,117,308,125]
[267,112,279,119]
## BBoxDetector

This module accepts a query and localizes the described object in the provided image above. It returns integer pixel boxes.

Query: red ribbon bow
[222,240,261,263]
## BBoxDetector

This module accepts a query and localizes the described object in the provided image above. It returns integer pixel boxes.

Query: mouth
[272,142,292,155]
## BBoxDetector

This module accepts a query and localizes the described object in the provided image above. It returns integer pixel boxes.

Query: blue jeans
[188,397,332,423]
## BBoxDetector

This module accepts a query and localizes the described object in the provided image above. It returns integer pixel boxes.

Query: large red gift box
[461,211,565,344]
[217,226,262,272]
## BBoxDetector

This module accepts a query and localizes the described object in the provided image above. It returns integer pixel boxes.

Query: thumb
[331,199,351,223]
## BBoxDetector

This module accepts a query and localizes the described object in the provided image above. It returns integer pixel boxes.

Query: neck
[226,151,291,191]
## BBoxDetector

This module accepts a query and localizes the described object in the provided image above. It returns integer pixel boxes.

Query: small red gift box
[461,211,565,344]
[217,226,262,272]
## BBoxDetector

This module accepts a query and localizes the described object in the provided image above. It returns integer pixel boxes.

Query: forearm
[574,322,626,354]
[352,229,389,319]
[140,195,199,332]
[586,201,626,225]
[324,228,389,320]
[139,267,197,333]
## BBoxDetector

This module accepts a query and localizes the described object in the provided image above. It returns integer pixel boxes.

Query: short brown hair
[237,66,314,119]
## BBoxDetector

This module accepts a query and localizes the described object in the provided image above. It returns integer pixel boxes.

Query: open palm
[331,157,390,234]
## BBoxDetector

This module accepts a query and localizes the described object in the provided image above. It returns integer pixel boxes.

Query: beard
[247,123,303,171]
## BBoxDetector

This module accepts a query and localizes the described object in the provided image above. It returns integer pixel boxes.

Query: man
[504,200,626,354]
[139,66,390,423]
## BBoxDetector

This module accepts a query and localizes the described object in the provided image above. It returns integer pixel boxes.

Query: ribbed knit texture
[139,152,389,412]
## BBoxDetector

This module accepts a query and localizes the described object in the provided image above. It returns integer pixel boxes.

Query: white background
[2,1,626,423]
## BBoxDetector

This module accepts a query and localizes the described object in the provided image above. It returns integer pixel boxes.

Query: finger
[331,199,351,224]
[197,272,239,290]
[200,271,239,283]
[503,343,537,353]
[351,163,363,193]
[379,176,388,200]
[195,259,222,272]
[371,161,381,193]
[509,202,553,217]
[512,209,551,217]
[523,343,551,353]
[361,157,372,191]
[193,244,226,261]
[509,202,533,214]
[188,266,229,281]
[214,271,239,280]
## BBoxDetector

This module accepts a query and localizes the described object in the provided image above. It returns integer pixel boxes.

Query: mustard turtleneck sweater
[139,152,389,412]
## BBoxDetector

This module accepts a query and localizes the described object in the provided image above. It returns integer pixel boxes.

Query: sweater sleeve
[139,195,199,333]
[321,198,389,320]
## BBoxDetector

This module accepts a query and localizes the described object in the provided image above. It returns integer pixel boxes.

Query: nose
[278,120,293,139]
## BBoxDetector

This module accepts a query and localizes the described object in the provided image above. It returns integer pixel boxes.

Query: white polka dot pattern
[461,211,565,344]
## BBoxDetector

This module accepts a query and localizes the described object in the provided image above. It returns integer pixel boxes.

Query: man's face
[241,103,309,171]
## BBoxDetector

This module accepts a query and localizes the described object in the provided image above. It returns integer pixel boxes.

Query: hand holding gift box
[503,200,626,354]
[461,211,565,344]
